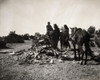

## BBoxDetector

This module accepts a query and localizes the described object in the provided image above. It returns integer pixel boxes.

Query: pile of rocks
[10,34,73,65]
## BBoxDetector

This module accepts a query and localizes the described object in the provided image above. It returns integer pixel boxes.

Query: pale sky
[0,0,100,36]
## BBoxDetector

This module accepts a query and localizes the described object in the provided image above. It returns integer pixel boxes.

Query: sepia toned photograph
[0,0,100,80]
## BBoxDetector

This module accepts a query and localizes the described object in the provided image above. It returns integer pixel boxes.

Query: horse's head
[70,27,83,42]
[70,27,77,37]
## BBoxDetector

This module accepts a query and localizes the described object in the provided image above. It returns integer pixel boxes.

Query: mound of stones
[10,34,73,65]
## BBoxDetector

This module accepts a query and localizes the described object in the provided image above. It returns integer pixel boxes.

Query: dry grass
[0,40,100,80]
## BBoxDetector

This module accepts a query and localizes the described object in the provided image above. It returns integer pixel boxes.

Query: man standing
[46,22,53,40]
[51,24,60,49]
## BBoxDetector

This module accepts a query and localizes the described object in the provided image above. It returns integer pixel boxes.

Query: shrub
[95,36,100,48]
[4,31,24,43]
[95,29,100,48]
[96,29,100,37]
[88,26,95,34]
[23,33,30,40]
[0,41,6,48]
[30,35,34,39]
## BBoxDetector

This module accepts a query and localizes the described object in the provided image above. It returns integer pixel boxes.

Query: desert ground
[0,40,100,80]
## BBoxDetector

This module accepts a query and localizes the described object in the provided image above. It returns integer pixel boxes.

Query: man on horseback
[51,24,60,49]
[46,22,53,40]
[60,25,70,50]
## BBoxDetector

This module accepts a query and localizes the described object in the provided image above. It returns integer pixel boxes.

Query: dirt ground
[0,40,100,80]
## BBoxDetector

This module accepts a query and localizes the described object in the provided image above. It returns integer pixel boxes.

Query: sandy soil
[0,40,100,80]
[0,40,32,53]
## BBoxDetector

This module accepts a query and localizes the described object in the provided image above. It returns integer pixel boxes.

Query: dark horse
[60,25,70,50]
[70,27,94,65]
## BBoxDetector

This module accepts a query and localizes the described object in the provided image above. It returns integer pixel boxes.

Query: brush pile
[11,34,73,65]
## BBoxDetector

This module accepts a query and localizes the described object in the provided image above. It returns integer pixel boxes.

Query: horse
[60,25,70,50]
[70,27,94,65]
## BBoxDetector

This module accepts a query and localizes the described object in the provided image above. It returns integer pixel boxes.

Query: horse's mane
[75,28,82,33]
[72,28,82,36]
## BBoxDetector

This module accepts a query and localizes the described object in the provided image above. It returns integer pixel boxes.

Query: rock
[34,52,39,58]
[13,56,18,61]
[58,59,64,63]
[34,59,40,63]
[9,51,15,55]
[42,45,47,48]
[49,59,54,64]
[29,51,34,55]
[93,52,100,56]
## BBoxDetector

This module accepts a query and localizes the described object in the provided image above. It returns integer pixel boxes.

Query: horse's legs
[85,50,87,65]
[60,40,62,50]
[84,43,89,65]
[73,44,77,60]
[78,44,84,64]
[85,43,94,64]
[86,43,93,57]
[68,41,71,49]
[65,41,68,50]
[66,41,70,50]
[81,51,84,65]
[77,49,80,60]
